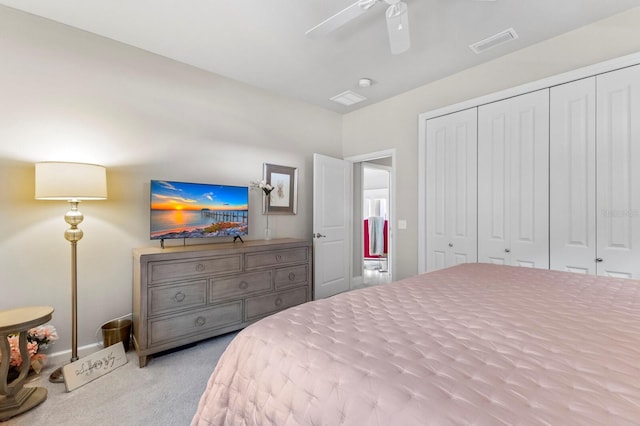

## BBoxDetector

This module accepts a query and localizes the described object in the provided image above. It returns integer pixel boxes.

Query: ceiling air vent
[330,90,367,106]
[469,28,518,54]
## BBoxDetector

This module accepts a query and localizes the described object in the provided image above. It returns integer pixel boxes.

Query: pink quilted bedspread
[192,263,640,425]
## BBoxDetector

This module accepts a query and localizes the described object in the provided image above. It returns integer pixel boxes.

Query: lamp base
[0,387,47,422]
[49,367,64,383]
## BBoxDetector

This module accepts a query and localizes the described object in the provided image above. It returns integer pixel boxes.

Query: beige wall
[0,6,342,355]
[342,7,640,279]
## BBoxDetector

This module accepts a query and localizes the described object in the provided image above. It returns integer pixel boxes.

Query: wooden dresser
[132,238,312,367]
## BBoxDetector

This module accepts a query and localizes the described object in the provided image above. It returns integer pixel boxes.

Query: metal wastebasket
[101,319,132,351]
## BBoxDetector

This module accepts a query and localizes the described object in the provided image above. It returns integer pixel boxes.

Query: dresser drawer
[210,271,272,301]
[148,255,242,285]
[274,265,308,289]
[149,280,206,316]
[245,287,308,321]
[148,301,243,346]
[245,247,308,270]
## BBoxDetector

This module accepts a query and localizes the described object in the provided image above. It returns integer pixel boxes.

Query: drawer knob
[275,297,283,307]
[196,263,205,272]
[239,280,249,290]
[174,291,186,302]
[275,255,283,263]
[195,316,206,327]
[288,272,296,281]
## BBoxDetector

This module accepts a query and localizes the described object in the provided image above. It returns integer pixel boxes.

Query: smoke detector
[358,78,373,88]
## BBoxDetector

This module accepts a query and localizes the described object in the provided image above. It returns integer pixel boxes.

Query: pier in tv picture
[150,180,248,240]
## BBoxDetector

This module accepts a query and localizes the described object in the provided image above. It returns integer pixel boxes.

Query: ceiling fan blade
[305,0,378,39]
[386,2,410,54]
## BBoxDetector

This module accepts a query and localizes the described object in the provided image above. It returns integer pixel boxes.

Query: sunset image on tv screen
[150,180,248,240]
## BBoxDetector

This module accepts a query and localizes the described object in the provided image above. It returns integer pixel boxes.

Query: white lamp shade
[35,162,108,200]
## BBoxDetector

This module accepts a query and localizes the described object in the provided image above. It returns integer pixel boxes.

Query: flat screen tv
[150,180,248,240]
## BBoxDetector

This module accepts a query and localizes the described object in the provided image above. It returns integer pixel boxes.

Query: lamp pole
[49,200,84,382]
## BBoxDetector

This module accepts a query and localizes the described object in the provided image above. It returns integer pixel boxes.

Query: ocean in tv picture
[151,209,248,240]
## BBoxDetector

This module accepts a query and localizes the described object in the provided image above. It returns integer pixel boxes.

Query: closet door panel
[479,89,549,268]
[550,77,597,274]
[596,64,640,278]
[512,107,537,245]
[478,108,509,264]
[426,108,477,271]
[451,119,477,259]
[426,118,451,271]
[509,90,550,269]
[434,128,447,238]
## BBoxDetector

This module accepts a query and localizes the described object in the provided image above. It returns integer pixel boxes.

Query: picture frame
[263,163,298,215]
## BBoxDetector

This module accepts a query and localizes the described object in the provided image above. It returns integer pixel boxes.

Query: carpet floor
[4,331,238,426]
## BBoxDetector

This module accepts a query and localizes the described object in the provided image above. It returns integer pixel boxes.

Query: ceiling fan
[305,0,411,55]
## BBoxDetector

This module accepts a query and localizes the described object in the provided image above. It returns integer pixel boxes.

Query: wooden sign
[62,342,128,392]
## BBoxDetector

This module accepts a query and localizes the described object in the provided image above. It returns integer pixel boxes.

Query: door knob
[313,233,327,238]
[448,243,453,247]
[595,258,603,263]
[505,248,511,253]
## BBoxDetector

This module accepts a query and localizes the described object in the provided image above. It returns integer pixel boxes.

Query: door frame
[345,149,397,287]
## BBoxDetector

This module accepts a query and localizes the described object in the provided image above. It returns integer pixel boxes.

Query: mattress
[192,263,640,425]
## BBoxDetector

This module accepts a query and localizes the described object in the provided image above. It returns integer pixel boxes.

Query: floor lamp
[35,162,107,383]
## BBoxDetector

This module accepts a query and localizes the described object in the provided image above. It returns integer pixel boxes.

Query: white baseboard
[47,313,133,367]
[47,342,104,367]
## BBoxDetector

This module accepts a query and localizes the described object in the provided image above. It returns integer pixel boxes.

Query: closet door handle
[595,258,603,263]
[448,243,453,248]
[504,248,511,253]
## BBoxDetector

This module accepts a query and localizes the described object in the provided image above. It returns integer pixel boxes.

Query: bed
[192,263,640,425]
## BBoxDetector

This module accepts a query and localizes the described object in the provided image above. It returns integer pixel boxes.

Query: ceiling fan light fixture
[306,0,410,55]
[358,0,379,10]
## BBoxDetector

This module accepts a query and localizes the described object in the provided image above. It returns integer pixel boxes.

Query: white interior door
[550,77,597,274]
[478,89,549,268]
[596,64,640,278]
[425,108,477,271]
[313,153,352,299]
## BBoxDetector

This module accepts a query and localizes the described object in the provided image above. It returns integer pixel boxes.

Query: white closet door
[478,89,549,268]
[425,108,477,271]
[550,77,597,274]
[596,64,640,278]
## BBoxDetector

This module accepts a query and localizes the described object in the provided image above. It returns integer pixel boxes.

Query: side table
[0,306,54,421]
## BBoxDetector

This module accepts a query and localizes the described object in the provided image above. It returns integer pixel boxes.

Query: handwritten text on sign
[62,342,128,392]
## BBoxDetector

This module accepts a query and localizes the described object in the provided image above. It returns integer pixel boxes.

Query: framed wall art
[263,163,298,215]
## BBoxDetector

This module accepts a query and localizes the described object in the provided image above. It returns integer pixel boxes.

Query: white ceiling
[364,166,390,191]
[1,0,639,113]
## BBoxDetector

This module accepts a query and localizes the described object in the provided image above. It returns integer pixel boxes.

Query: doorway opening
[347,150,395,289]
[362,161,391,286]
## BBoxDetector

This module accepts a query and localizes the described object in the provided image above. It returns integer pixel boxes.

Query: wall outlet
[398,219,407,230]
